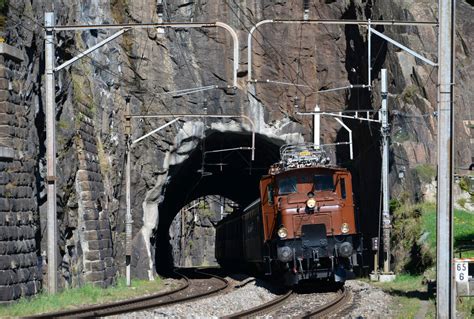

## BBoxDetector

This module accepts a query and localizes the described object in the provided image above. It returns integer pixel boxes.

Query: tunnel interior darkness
[154,130,283,274]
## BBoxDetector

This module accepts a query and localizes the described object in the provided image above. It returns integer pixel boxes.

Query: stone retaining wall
[0,43,40,302]
[74,103,116,288]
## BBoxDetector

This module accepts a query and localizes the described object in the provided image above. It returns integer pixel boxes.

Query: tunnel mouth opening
[169,195,238,268]
[154,130,284,275]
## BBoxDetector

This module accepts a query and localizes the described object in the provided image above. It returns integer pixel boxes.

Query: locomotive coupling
[277,246,293,262]
[338,242,353,258]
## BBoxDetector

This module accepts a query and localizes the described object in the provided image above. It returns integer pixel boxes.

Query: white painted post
[334,118,353,160]
[125,98,132,286]
[380,69,392,275]
[314,105,320,149]
[368,19,372,89]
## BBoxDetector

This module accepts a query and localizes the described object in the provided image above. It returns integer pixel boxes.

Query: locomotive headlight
[306,198,316,209]
[341,223,350,234]
[277,226,288,239]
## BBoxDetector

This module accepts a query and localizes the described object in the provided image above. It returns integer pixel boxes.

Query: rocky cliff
[0,0,471,300]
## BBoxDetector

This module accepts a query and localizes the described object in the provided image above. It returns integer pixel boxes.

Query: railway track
[298,287,352,318]
[223,286,351,319]
[27,269,228,318]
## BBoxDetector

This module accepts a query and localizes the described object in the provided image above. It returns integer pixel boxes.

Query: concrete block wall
[0,43,41,302]
[75,103,116,288]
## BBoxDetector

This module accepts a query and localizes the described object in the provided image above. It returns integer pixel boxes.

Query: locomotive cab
[259,149,362,285]
[215,144,362,287]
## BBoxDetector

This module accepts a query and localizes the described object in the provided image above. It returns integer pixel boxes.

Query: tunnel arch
[153,130,284,274]
[170,194,237,267]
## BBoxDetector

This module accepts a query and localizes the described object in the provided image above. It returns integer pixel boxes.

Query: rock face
[169,196,235,267]
[0,0,472,301]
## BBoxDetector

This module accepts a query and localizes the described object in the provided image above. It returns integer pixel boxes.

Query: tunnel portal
[154,130,283,274]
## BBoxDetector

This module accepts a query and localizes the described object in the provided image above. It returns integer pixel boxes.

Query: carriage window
[267,185,274,204]
[278,177,297,194]
[313,175,334,191]
[299,175,312,183]
[340,178,346,199]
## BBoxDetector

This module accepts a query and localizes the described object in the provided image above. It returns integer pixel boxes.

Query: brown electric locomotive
[215,144,362,285]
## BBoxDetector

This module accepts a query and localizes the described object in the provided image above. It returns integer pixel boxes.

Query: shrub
[401,85,419,103]
[391,202,434,274]
[458,176,472,193]
[457,198,467,208]
[414,164,436,184]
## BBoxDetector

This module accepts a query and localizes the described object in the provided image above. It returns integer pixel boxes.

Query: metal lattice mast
[380,69,391,274]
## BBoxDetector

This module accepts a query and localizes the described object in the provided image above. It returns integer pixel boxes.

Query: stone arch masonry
[0,43,40,302]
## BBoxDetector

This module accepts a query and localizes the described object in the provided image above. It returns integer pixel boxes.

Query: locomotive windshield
[314,174,334,191]
[278,177,297,194]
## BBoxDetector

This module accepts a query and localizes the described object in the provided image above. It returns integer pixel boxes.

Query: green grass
[370,274,435,319]
[0,277,164,317]
[457,298,474,318]
[421,203,474,258]
[373,273,474,319]
[373,203,474,318]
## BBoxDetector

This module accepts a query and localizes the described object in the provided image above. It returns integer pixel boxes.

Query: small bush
[391,202,434,274]
[457,198,467,208]
[393,128,410,143]
[459,176,472,193]
[414,164,436,184]
[0,0,7,13]
[401,85,419,103]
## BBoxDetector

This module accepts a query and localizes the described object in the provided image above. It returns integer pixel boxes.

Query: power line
[6,6,129,84]
[7,3,44,28]
[8,5,195,141]
[225,0,314,96]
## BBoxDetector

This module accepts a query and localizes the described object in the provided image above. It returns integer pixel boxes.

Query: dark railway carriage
[215,144,363,285]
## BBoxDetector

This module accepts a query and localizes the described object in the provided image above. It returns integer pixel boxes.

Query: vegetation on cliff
[391,200,474,275]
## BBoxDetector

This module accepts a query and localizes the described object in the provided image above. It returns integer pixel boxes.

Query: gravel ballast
[337,280,394,318]
[116,277,393,318]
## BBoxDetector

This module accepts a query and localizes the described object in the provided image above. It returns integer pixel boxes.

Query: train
[215,144,363,286]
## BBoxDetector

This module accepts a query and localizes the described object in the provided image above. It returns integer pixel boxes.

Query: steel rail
[222,289,294,318]
[29,270,228,318]
[298,287,351,319]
